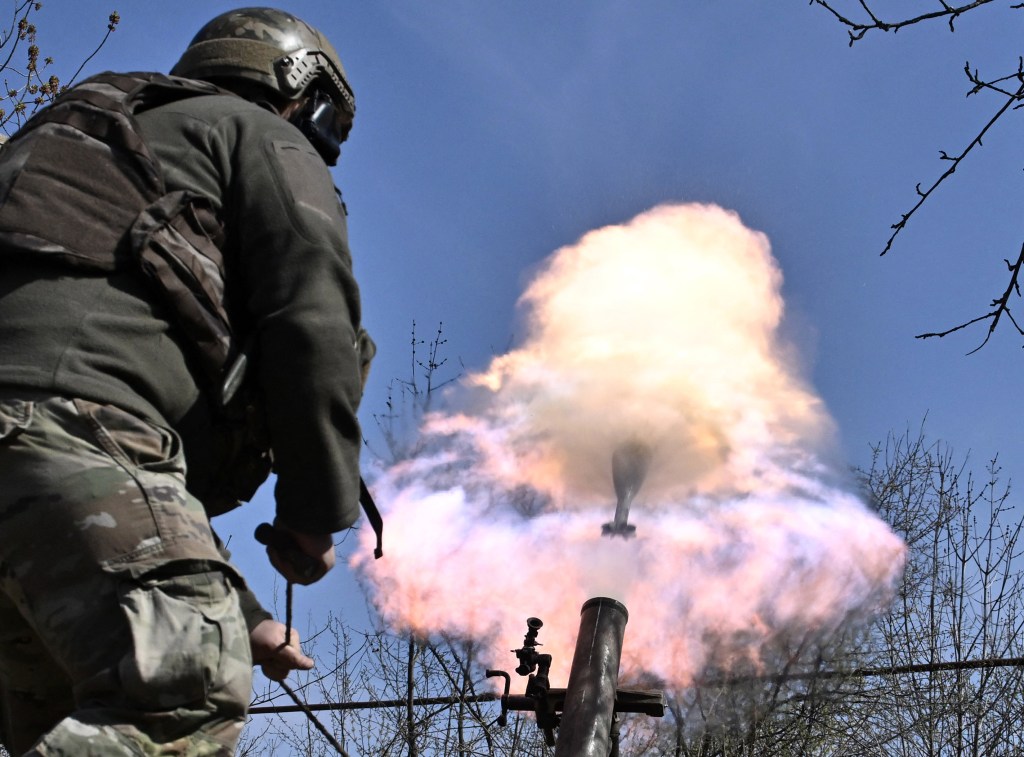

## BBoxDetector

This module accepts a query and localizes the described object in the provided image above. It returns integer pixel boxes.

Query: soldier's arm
[216,111,367,538]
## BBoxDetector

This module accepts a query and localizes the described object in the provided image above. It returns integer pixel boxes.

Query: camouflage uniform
[0,394,251,755]
[0,10,371,753]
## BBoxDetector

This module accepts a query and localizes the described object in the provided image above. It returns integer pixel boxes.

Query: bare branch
[915,242,1024,351]
[964,57,1024,98]
[62,11,119,89]
[0,5,119,134]
[809,0,1002,45]
[881,79,1024,256]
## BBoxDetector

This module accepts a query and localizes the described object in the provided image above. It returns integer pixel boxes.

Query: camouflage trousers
[0,394,252,755]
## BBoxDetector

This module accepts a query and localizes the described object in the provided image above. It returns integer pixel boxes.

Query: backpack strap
[359,477,384,559]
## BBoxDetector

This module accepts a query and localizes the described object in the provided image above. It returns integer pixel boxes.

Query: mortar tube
[554,597,629,757]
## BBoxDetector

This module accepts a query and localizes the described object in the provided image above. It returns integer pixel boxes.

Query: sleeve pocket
[267,139,348,239]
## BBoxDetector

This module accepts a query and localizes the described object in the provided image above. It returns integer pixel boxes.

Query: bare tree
[604,425,1024,756]
[243,324,1024,755]
[812,1,1024,350]
[242,346,1024,757]
[368,320,460,466]
[242,551,554,755]
[829,429,1024,755]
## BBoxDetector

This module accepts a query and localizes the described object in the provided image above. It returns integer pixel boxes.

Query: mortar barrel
[554,597,629,757]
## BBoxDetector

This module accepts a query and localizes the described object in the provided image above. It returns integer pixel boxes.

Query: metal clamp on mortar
[487,599,666,756]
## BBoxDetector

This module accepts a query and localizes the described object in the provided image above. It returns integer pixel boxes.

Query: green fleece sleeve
[212,107,366,535]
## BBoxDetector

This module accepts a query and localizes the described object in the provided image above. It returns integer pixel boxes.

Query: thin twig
[881,80,1024,256]
[916,242,1024,351]
[809,0,1001,44]
[62,11,119,88]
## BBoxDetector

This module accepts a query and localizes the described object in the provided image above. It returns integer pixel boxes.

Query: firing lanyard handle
[254,522,320,581]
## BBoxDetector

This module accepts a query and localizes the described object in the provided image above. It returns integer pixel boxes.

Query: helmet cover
[171,7,355,117]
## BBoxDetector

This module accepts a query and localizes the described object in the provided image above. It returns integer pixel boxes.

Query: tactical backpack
[0,72,383,555]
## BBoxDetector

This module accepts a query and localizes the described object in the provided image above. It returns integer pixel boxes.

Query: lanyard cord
[253,522,355,755]
[278,580,352,757]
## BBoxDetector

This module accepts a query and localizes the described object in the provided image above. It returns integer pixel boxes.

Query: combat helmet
[171,7,354,164]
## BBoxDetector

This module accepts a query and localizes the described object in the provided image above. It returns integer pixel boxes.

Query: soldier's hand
[259,521,335,584]
[250,619,314,681]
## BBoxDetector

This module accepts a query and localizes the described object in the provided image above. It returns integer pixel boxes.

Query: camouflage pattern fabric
[0,394,251,755]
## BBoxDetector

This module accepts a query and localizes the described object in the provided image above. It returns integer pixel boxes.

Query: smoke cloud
[353,203,905,689]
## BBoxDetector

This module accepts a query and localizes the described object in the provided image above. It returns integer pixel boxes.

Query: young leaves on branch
[0,2,119,134]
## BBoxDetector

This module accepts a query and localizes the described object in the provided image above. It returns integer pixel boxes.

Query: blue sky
[24,0,1024,674]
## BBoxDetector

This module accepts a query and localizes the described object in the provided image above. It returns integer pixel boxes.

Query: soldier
[0,7,374,754]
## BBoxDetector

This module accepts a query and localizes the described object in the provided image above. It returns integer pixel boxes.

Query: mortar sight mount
[487,601,665,755]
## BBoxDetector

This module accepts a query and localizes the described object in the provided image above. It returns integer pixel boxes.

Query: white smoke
[353,203,905,688]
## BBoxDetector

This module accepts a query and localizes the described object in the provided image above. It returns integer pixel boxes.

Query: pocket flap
[0,397,33,442]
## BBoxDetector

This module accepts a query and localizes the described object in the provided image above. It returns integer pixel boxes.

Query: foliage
[0,1,118,136]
